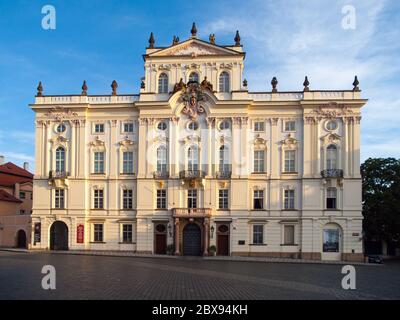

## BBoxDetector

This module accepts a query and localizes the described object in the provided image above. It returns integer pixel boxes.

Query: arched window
[219,146,230,172]
[188,146,199,171]
[219,71,230,92]
[188,72,199,83]
[157,146,167,173]
[55,147,65,173]
[326,145,337,170]
[158,73,168,93]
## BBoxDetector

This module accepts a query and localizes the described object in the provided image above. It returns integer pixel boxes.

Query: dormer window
[158,73,168,93]
[219,71,230,92]
[189,72,199,83]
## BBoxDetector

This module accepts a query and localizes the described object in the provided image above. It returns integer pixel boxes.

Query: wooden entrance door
[154,224,167,254]
[183,223,202,256]
[50,221,68,251]
[217,224,230,256]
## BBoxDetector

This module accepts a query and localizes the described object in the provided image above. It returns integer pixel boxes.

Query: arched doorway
[50,221,69,251]
[322,223,342,261]
[183,223,201,256]
[16,230,27,248]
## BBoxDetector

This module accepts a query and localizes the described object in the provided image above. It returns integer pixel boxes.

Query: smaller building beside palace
[29,24,367,261]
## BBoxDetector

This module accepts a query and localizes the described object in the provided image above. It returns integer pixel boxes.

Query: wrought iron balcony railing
[179,170,206,180]
[172,208,212,218]
[216,171,232,179]
[321,169,344,179]
[49,170,69,179]
[153,171,170,179]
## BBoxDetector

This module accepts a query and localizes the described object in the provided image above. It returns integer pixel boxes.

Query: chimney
[0,155,4,165]
[23,162,29,171]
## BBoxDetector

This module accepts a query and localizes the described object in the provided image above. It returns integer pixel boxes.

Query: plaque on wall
[238,240,245,245]
[34,223,41,244]
[77,224,84,244]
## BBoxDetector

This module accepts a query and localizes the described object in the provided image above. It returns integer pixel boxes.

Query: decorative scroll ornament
[180,82,206,120]
[309,106,358,119]
[44,106,79,122]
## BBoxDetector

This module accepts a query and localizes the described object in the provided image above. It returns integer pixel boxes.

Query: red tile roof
[0,162,33,187]
[0,189,22,203]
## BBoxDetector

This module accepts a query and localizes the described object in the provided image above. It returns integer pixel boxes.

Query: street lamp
[210,225,215,239]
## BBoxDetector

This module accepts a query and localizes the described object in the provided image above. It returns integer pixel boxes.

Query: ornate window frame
[281,135,299,174]
[157,72,169,94]
[218,71,230,93]
[118,137,136,175]
[320,133,342,171]
[281,185,297,210]
[90,137,106,175]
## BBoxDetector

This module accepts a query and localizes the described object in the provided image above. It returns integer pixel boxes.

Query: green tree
[361,158,400,242]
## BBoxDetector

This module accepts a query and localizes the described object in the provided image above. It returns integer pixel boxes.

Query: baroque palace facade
[30,24,366,261]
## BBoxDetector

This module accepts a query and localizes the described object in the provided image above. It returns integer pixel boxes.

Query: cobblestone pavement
[0,251,399,300]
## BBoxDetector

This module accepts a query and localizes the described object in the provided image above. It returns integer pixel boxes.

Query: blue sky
[0,0,399,169]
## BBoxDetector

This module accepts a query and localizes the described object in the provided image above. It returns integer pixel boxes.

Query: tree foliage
[361,158,400,242]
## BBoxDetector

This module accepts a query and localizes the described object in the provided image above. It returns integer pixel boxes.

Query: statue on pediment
[200,77,213,91]
[172,78,186,94]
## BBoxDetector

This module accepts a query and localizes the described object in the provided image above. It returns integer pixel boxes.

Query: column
[70,120,76,177]
[231,117,240,177]
[174,218,180,255]
[137,118,147,178]
[34,120,43,177]
[270,118,279,179]
[206,117,214,177]
[240,117,249,177]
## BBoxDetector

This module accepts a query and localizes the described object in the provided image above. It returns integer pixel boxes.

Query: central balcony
[49,170,69,179]
[216,171,232,179]
[153,171,170,179]
[48,170,69,188]
[172,208,212,218]
[321,169,344,178]
[179,170,206,180]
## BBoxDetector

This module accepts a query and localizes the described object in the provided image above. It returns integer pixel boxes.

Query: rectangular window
[284,150,296,172]
[253,190,264,210]
[123,189,133,209]
[93,224,104,242]
[284,190,295,210]
[94,123,104,133]
[188,189,197,209]
[284,121,296,132]
[254,150,265,173]
[122,224,133,243]
[123,151,134,174]
[253,225,264,244]
[284,225,295,245]
[55,189,65,209]
[254,122,265,132]
[326,188,337,209]
[123,123,134,133]
[19,192,26,199]
[157,189,167,209]
[94,189,104,209]
[94,152,105,174]
[219,189,229,209]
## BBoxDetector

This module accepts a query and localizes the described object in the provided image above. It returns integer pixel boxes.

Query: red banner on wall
[77,224,84,244]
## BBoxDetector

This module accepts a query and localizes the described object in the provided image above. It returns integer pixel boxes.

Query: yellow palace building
[30,24,366,261]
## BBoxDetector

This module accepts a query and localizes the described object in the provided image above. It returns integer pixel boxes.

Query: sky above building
[0,0,399,169]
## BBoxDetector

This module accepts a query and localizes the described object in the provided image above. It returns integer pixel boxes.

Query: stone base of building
[300,252,322,260]
[232,252,302,259]
[342,253,365,262]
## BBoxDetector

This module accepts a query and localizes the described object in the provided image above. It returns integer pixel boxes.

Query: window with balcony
[93,189,104,209]
[326,187,337,209]
[55,189,65,209]
[284,189,295,210]
[157,146,167,173]
[55,147,65,173]
[123,189,133,209]
[157,189,167,209]
[254,150,265,173]
[93,224,104,242]
[326,144,337,170]
[219,71,230,92]
[253,225,264,245]
[219,189,229,209]
[188,146,199,171]
[219,146,230,173]
[122,224,133,243]
[253,190,264,210]
[123,151,134,174]
[188,189,197,209]
[158,73,168,93]
[94,152,104,174]
[284,150,296,173]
